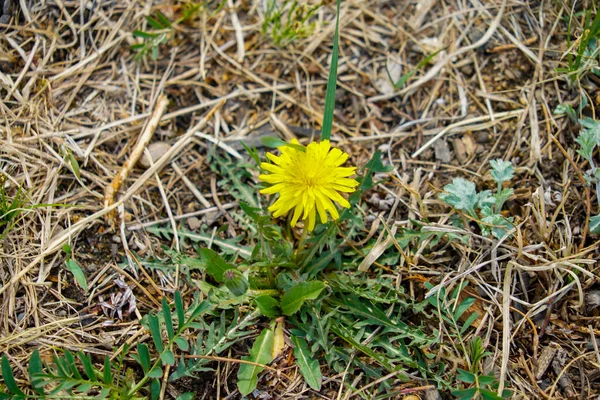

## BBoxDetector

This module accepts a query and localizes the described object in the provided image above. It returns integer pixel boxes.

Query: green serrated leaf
[493,188,513,211]
[176,393,195,400]
[576,118,600,161]
[280,281,326,316]
[440,178,479,215]
[65,259,88,291]
[147,226,252,258]
[480,212,513,239]
[291,335,322,390]
[554,103,577,122]
[489,159,514,184]
[254,295,280,318]
[162,297,174,340]
[329,322,393,372]
[199,248,236,283]
[239,201,261,223]
[237,326,275,395]
[1,356,24,395]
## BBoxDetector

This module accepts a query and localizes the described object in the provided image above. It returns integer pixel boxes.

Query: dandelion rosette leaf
[259,139,358,231]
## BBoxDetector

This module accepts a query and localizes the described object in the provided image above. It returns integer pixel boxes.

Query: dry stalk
[103,94,169,227]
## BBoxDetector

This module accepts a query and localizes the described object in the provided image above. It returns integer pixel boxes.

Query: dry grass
[1,0,600,398]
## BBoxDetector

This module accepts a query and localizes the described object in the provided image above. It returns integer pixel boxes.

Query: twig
[104,94,169,227]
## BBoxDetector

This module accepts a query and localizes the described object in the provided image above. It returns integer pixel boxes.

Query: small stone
[139,142,171,168]
[452,138,467,163]
[433,140,452,163]
[586,291,600,310]
[475,131,490,144]
[112,235,121,243]
[187,217,201,230]
[460,64,474,76]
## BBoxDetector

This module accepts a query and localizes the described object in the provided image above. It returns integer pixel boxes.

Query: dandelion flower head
[259,139,359,231]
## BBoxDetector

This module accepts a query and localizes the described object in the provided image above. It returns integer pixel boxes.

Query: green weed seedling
[557,10,600,83]
[62,244,88,292]
[575,117,600,233]
[261,0,321,46]
[440,159,515,239]
[0,182,27,240]
[425,282,510,399]
[0,291,210,400]
[553,92,588,124]
[131,1,226,60]
[451,338,512,400]
[0,179,70,241]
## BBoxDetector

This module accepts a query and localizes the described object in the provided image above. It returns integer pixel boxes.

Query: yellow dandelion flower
[258,139,359,231]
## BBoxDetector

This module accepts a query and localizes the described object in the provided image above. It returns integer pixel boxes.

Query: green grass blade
[320,0,342,141]
[393,48,443,89]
